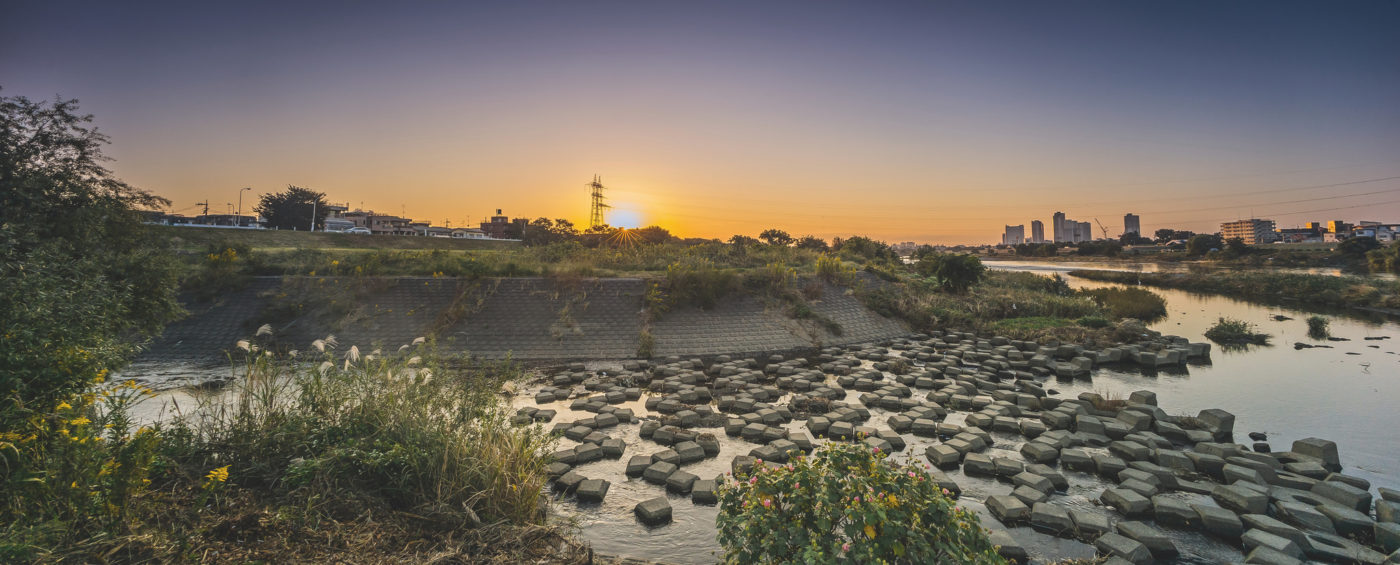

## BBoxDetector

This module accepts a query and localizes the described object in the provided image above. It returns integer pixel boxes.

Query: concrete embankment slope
[137,276,910,363]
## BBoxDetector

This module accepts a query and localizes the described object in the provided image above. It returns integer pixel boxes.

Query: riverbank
[1066,269,1400,315]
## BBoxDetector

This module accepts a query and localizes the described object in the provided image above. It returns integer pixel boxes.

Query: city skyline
[4,1,1399,244]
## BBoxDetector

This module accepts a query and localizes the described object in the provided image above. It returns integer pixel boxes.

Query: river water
[988,260,1400,492]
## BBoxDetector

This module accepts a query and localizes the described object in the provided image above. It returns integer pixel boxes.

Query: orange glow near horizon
[7,3,1397,245]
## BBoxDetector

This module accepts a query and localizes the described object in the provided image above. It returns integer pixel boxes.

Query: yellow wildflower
[56,402,72,411]
[206,465,230,483]
[70,417,91,427]
[887,494,898,506]
[864,524,876,539]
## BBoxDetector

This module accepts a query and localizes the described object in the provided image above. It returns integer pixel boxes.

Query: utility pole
[586,174,609,229]
[236,187,251,227]
[310,200,317,232]
[197,200,209,216]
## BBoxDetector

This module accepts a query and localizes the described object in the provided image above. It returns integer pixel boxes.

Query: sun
[609,208,643,229]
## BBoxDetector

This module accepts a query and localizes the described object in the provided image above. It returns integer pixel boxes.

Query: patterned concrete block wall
[442,278,645,360]
[648,294,811,357]
[804,282,910,347]
[139,276,911,363]
[135,278,282,363]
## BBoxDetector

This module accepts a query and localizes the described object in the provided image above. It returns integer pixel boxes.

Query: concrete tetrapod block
[1242,514,1312,554]
[1012,471,1054,494]
[1194,504,1245,540]
[1152,495,1199,529]
[1116,521,1178,559]
[1291,437,1341,471]
[925,444,962,469]
[576,479,610,503]
[1303,532,1389,563]
[1101,488,1152,518]
[691,479,718,505]
[1312,479,1373,512]
[634,497,672,526]
[1374,522,1400,554]
[1242,529,1305,560]
[1020,441,1059,464]
[1316,502,1376,537]
[1213,483,1269,515]
[555,470,587,494]
[673,441,706,464]
[1030,502,1075,537]
[643,461,678,485]
[1069,509,1114,542]
[1245,546,1304,565]
[625,455,652,478]
[986,494,1030,525]
[987,530,1028,563]
[1094,532,1152,565]
[963,453,996,477]
[1011,485,1049,506]
[666,470,699,494]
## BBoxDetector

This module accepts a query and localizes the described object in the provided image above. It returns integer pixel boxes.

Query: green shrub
[913,253,986,293]
[1306,315,1330,340]
[165,337,554,525]
[1204,317,1270,348]
[814,254,855,285]
[663,259,739,310]
[716,441,1005,564]
[0,378,161,560]
[1080,286,1167,322]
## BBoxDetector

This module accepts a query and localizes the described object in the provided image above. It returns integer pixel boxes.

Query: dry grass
[1090,387,1128,412]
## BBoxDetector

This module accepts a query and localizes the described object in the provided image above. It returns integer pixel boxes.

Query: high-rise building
[1052,211,1066,243]
[1076,221,1093,242]
[1002,225,1025,245]
[1030,220,1045,243]
[1327,220,1351,234]
[1221,219,1278,245]
[1124,213,1140,236]
[1305,222,1322,231]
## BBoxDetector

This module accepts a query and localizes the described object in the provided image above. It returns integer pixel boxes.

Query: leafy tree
[522,217,579,246]
[1367,241,1400,273]
[1186,234,1222,256]
[794,235,829,251]
[1014,243,1057,257]
[1119,232,1152,245]
[833,236,899,263]
[1336,236,1380,257]
[1154,229,1195,244]
[1222,237,1251,257]
[729,234,760,247]
[254,185,329,230]
[633,225,672,245]
[1075,241,1122,257]
[759,228,794,246]
[914,253,986,293]
[0,92,182,419]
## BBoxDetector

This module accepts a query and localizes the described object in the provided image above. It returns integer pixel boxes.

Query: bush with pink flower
[715,441,1005,564]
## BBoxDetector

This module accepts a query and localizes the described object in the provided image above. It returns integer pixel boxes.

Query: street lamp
[236,187,251,227]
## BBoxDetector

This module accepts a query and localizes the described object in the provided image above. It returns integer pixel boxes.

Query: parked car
[345,227,371,235]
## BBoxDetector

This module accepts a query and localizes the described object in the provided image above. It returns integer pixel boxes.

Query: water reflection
[990,262,1400,493]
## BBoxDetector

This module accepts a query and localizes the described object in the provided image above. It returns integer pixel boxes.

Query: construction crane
[1094,218,1109,240]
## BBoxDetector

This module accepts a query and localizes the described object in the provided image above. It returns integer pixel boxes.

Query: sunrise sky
[4,1,1399,244]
